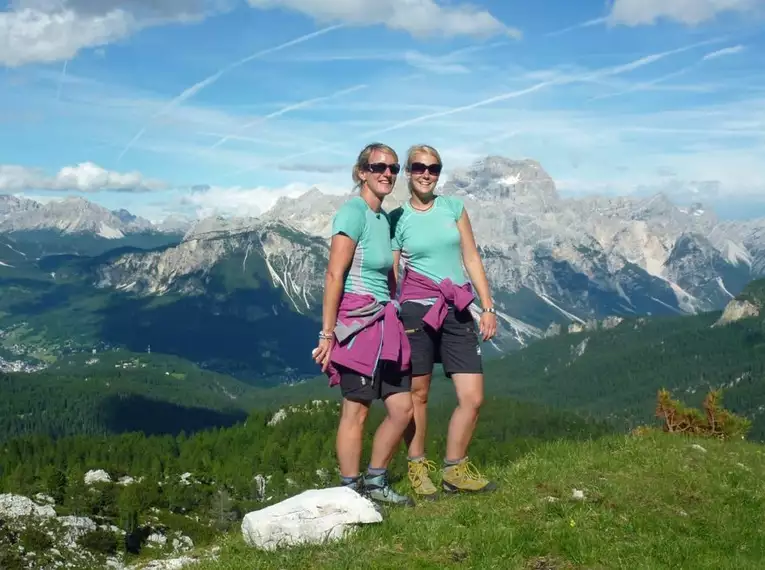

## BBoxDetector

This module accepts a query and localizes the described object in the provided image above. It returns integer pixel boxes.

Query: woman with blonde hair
[390,144,497,499]
[313,142,414,506]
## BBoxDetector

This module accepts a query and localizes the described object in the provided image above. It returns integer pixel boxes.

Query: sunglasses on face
[409,162,442,176]
[366,162,400,175]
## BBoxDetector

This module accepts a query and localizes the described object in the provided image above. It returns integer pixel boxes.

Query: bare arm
[322,233,356,333]
[456,209,496,340]
[457,209,493,310]
[391,250,401,285]
[315,233,355,370]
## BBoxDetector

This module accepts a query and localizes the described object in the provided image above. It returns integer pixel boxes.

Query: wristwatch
[482,307,496,314]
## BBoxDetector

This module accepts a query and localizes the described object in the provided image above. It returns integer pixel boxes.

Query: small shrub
[19,526,53,551]
[78,528,118,555]
[0,551,24,570]
[154,511,218,545]
[655,389,752,440]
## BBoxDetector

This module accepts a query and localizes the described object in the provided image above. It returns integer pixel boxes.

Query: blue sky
[1,0,764,221]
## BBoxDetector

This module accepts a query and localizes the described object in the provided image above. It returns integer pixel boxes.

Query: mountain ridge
[4,155,765,383]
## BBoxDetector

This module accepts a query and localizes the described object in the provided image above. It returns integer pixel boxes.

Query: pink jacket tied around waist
[398,267,475,331]
[326,292,411,387]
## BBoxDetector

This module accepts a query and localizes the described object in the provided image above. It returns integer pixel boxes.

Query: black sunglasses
[366,162,400,174]
[409,162,442,175]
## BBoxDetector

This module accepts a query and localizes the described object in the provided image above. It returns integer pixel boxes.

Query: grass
[188,431,765,570]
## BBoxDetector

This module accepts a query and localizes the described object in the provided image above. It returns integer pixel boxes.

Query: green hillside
[0,350,336,441]
[0,395,612,569]
[482,283,765,439]
[198,431,765,570]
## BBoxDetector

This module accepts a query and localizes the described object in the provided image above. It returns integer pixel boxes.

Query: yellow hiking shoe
[407,458,439,500]
[441,458,497,493]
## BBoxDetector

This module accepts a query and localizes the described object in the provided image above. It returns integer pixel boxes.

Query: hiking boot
[441,458,497,493]
[363,472,415,506]
[408,458,439,500]
[341,476,363,493]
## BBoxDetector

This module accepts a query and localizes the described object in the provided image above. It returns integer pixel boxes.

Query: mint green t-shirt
[390,195,467,285]
[331,196,393,302]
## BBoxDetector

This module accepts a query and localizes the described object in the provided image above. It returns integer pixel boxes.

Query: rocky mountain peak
[0,194,155,237]
[0,193,40,217]
[441,156,559,207]
[183,215,258,242]
[112,208,138,224]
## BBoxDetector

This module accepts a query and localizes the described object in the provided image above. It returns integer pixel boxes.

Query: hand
[312,337,334,372]
[478,311,497,341]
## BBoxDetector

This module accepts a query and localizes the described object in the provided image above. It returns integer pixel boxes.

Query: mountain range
[2,156,765,384]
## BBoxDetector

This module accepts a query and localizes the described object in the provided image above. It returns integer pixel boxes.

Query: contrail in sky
[359,37,724,138]
[208,83,367,150]
[225,38,722,179]
[116,24,343,161]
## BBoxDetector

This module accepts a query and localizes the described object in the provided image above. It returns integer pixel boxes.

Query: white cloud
[1,0,227,66]
[0,162,165,192]
[607,0,763,26]
[2,0,517,68]
[0,7,135,66]
[180,182,347,218]
[245,0,519,38]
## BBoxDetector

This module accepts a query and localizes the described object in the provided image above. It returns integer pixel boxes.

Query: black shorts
[339,361,411,402]
[400,302,483,377]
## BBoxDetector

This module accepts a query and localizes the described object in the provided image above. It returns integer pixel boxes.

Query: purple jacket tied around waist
[326,292,411,387]
[398,267,475,331]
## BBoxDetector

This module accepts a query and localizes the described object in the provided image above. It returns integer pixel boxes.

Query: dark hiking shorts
[339,360,411,402]
[400,301,483,378]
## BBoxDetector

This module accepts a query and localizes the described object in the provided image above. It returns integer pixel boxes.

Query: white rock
[135,556,198,569]
[106,557,127,569]
[241,486,382,551]
[84,469,112,485]
[252,474,270,500]
[59,515,98,547]
[571,489,585,500]
[267,408,288,426]
[172,535,193,552]
[147,532,167,545]
[0,494,56,518]
[34,493,55,505]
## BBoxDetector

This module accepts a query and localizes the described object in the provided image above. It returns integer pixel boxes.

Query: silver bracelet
[318,331,333,340]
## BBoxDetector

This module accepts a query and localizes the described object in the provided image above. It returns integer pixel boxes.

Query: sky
[1,0,764,222]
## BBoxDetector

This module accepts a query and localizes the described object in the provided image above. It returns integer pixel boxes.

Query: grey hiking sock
[444,456,467,467]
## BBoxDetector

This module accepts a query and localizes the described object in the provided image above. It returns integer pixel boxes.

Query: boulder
[84,469,112,485]
[0,493,56,518]
[241,486,382,550]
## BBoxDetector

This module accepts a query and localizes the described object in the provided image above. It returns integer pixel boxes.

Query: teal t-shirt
[390,195,467,285]
[331,196,393,302]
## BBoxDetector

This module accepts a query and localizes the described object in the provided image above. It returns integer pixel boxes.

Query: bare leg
[336,398,370,477]
[368,391,414,468]
[445,373,484,461]
[403,374,432,458]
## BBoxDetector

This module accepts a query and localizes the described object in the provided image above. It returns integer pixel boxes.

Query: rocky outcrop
[0,493,56,518]
[713,299,760,327]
